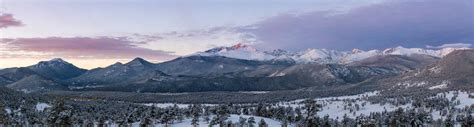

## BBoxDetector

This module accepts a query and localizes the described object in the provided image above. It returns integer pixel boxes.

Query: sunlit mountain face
[0,0,473,126]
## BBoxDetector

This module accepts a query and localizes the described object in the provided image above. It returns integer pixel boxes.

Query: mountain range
[196,43,467,64]
[0,44,471,93]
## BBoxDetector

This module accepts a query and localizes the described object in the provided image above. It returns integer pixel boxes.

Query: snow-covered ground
[285,91,379,105]
[5,90,473,126]
[440,91,474,108]
[276,90,474,121]
[431,91,474,120]
[140,90,474,124]
[35,102,51,111]
[143,103,217,108]
[316,100,410,120]
[151,114,290,127]
[451,91,474,109]
[238,91,269,94]
[276,91,413,120]
[4,102,51,115]
[107,114,290,127]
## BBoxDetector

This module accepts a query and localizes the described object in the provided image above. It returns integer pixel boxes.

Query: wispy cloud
[0,13,23,29]
[0,37,177,61]
[239,0,474,51]
[426,43,472,49]
[132,26,256,55]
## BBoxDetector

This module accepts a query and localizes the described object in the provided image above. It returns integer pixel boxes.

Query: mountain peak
[351,49,364,54]
[230,43,248,50]
[126,57,153,67]
[34,58,72,67]
[131,57,146,62]
[27,58,86,80]
[50,58,66,62]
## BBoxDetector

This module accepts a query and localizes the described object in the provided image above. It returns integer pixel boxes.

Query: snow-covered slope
[194,44,469,64]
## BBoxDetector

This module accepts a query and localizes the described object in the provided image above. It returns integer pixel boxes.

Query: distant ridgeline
[0,44,470,93]
[1,45,474,126]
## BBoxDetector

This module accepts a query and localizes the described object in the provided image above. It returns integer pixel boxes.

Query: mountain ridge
[195,44,469,64]
[0,45,470,93]
[27,58,87,79]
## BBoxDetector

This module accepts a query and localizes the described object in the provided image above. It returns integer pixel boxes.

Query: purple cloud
[1,37,177,60]
[0,13,23,29]
[242,0,474,51]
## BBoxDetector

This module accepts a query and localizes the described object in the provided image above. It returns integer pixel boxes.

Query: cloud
[426,43,472,49]
[239,0,474,51]
[133,26,257,55]
[131,33,164,43]
[0,37,177,60]
[0,13,23,29]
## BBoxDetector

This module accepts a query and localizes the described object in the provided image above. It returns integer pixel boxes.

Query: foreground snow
[277,91,412,120]
[278,91,474,121]
[431,91,474,120]
[35,102,51,111]
[137,90,474,124]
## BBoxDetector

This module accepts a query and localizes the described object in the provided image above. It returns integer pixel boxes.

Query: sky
[0,0,473,69]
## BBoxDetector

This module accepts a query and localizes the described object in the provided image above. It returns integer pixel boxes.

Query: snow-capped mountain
[195,43,470,64]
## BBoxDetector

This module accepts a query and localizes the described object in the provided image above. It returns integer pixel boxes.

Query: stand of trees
[1,96,473,127]
[1,86,474,126]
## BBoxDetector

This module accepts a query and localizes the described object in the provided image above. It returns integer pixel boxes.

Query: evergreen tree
[444,114,454,127]
[191,104,201,127]
[239,116,247,127]
[258,119,267,127]
[191,117,199,127]
[161,110,174,127]
[0,101,8,125]
[294,107,302,125]
[216,105,230,126]
[248,117,256,127]
[226,120,233,127]
[341,114,350,126]
[462,114,473,127]
[141,116,153,127]
[256,103,266,117]
[47,99,73,126]
[116,118,126,127]
[97,115,107,127]
[242,107,249,115]
[204,106,211,123]
[322,115,331,127]
[204,115,211,124]
[302,99,321,127]
[281,117,288,127]
[389,108,404,126]
[210,116,220,127]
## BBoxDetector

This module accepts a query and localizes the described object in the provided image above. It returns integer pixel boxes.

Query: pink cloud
[1,37,177,60]
[0,13,23,28]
